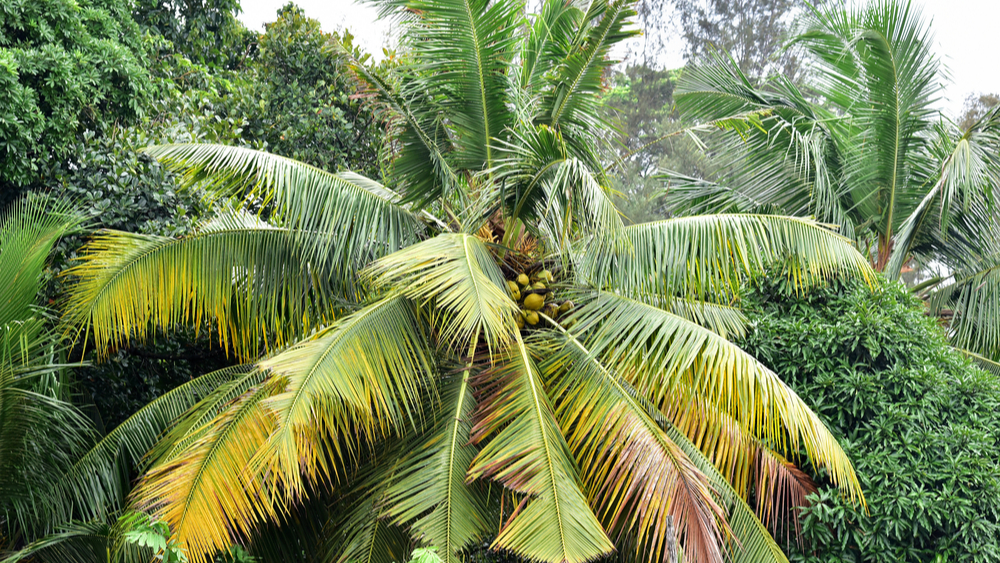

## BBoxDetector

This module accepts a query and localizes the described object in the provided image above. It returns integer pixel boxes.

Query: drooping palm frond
[0,195,84,327]
[380,342,491,563]
[63,211,343,360]
[467,332,614,563]
[658,423,789,563]
[145,143,426,265]
[323,467,413,563]
[365,233,518,351]
[568,292,864,507]
[579,214,873,301]
[134,383,279,563]
[40,365,256,525]
[0,196,92,535]
[0,521,115,563]
[539,327,727,563]
[667,397,818,546]
[255,294,434,498]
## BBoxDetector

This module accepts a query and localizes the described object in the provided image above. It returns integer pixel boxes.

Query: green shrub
[739,277,1000,562]
[0,0,153,189]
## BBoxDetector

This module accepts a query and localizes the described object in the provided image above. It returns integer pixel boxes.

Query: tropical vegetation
[4,0,1000,562]
[667,0,1000,368]
[740,276,1000,563]
[0,0,887,562]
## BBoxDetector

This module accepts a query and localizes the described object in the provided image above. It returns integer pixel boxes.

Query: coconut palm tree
[42,1,875,562]
[0,196,92,540]
[665,0,1000,366]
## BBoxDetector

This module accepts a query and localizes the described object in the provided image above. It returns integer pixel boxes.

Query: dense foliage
[0,0,153,189]
[741,278,1000,562]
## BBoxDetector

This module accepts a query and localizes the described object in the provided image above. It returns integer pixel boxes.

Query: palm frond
[63,211,342,360]
[579,214,873,300]
[254,294,434,497]
[519,0,583,93]
[0,195,84,326]
[539,327,727,563]
[569,292,864,507]
[365,233,518,351]
[668,397,817,546]
[391,0,520,171]
[380,342,491,563]
[43,365,256,524]
[145,143,425,264]
[540,0,638,133]
[467,331,614,563]
[343,50,461,208]
[0,521,115,563]
[134,383,279,563]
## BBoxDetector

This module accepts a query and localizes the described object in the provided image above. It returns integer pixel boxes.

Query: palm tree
[0,197,92,541]
[36,1,875,562]
[666,0,1000,366]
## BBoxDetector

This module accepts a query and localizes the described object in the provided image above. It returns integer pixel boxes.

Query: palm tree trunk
[875,234,893,272]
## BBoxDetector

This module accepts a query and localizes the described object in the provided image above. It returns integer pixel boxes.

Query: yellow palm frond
[63,212,340,360]
[254,295,434,499]
[135,383,279,563]
[365,233,518,352]
[570,292,864,507]
[538,328,727,563]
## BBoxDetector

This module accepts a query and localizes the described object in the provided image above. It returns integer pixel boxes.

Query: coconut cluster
[506,269,574,329]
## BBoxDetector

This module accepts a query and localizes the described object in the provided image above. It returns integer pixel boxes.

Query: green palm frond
[255,294,434,497]
[0,521,115,563]
[467,332,614,563]
[579,214,873,300]
[324,469,413,563]
[380,341,491,563]
[63,211,343,360]
[365,233,518,351]
[145,143,425,263]
[0,195,84,326]
[44,365,255,524]
[539,327,727,563]
[887,111,1000,279]
[519,0,583,93]
[540,0,638,133]
[343,50,461,208]
[657,297,748,340]
[569,292,865,507]
[390,0,519,171]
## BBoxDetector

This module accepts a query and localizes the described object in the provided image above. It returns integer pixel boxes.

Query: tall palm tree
[666,0,1000,366]
[39,1,874,562]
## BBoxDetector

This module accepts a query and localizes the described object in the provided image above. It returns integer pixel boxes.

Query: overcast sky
[239,0,1000,119]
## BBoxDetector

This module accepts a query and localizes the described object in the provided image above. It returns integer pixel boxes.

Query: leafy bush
[739,277,1000,562]
[0,0,153,189]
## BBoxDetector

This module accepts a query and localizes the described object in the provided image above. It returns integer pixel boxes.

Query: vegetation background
[1,0,999,562]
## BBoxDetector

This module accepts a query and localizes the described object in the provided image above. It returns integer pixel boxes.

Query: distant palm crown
[60,0,876,562]
[668,0,1000,368]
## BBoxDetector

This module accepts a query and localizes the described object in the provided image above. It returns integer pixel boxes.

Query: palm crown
[667,0,1000,366]
[49,1,877,562]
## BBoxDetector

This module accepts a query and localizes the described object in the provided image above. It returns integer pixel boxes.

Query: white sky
[238,0,1000,119]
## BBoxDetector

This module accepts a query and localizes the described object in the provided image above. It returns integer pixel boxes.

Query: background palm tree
[12,1,879,562]
[666,0,1000,366]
